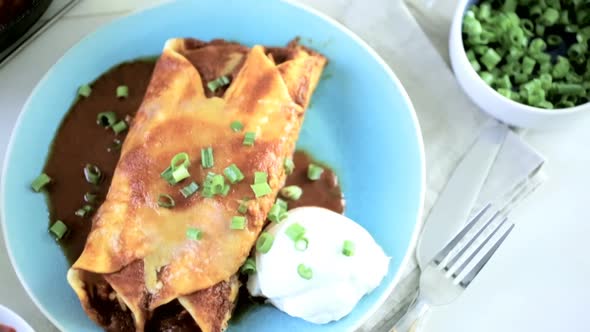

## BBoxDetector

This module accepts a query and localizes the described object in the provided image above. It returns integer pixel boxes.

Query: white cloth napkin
[300,0,548,331]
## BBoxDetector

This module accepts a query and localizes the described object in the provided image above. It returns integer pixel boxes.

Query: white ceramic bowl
[449,0,590,129]
[0,305,35,332]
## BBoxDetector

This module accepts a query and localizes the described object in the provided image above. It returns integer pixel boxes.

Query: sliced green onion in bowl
[31,173,51,192]
[256,232,274,253]
[157,194,175,208]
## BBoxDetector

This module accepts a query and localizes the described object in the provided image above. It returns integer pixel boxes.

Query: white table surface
[1,1,589,332]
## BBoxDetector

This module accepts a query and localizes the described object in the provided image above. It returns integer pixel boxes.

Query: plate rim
[1,0,426,330]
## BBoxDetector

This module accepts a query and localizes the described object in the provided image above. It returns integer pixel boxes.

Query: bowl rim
[0,0,426,330]
[0,304,35,332]
[451,0,590,115]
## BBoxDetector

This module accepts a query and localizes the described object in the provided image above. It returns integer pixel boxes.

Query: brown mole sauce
[43,56,343,331]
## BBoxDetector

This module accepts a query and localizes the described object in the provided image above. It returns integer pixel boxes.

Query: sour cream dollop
[247,207,390,324]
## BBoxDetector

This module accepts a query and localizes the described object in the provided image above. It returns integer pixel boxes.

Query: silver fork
[392,204,515,332]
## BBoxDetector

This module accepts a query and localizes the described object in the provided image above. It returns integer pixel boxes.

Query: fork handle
[391,295,430,332]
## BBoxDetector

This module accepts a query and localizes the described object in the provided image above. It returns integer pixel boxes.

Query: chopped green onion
[307,164,324,181]
[201,147,214,169]
[276,198,288,211]
[75,205,94,217]
[161,153,192,185]
[553,56,571,79]
[240,258,256,275]
[211,174,225,194]
[243,132,256,146]
[280,185,302,200]
[207,75,230,92]
[107,138,122,152]
[84,164,102,184]
[552,83,585,96]
[284,157,295,175]
[49,220,68,240]
[112,120,128,134]
[237,200,249,214]
[78,84,92,97]
[547,34,562,46]
[469,59,481,72]
[201,172,217,198]
[295,237,308,251]
[230,121,244,132]
[342,240,355,257]
[297,264,313,280]
[521,56,536,75]
[254,171,268,184]
[180,182,199,198]
[171,152,191,170]
[256,232,274,253]
[230,216,247,230]
[480,48,502,70]
[31,173,51,192]
[186,227,202,241]
[84,192,97,203]
[529,38,547,54]
[250,183,272,198]
[267,201,288,223]
[479,71,494,86]
[494,75,512,89]
[540,8,559,26]
[221,184,231,196]
[97,112,117,127]
[224,164,245,184]
[285,223,306,241]
[171,166,190,183]
[116,85,129,98]
[157,194,175,208]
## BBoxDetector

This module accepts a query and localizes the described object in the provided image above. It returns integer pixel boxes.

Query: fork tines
[432,204,515,288]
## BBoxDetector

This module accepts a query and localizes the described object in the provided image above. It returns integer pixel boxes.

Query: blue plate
[1,0,425,331]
